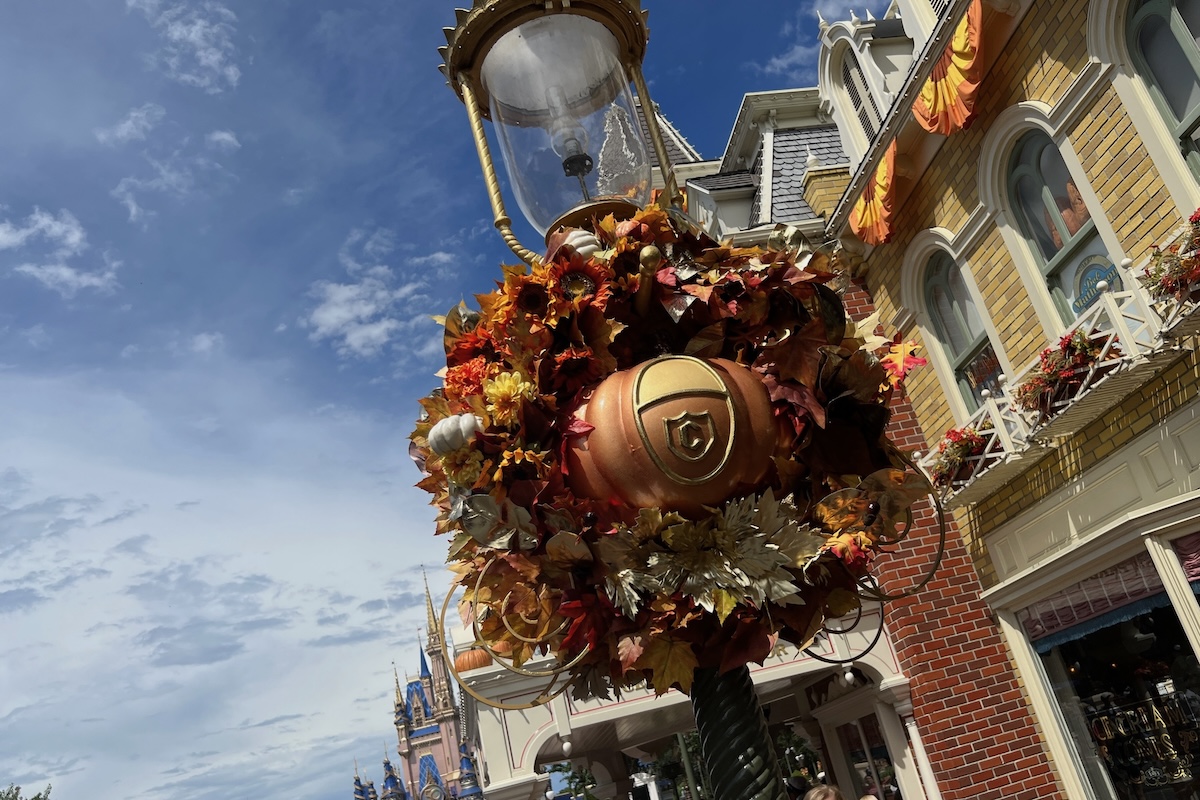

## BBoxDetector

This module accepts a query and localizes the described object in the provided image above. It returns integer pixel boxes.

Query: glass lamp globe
[480,14,651,236]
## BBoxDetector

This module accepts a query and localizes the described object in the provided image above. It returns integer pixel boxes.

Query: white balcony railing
[1018,281,1175,442]
[920,279,1180,508]
[917,379,1048,508]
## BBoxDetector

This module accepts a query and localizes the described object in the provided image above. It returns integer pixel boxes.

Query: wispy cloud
[302,228,430,359]
[127,0,241,94]
[95,103,167,146]
[16,253,121,298]
[205,130,240,152]
[0,207,86,254]
[189,332,224,356]
[110,148,228,224]
[0,208,119,297]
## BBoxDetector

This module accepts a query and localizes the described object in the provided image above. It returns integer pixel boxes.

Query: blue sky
[0,1,890,798]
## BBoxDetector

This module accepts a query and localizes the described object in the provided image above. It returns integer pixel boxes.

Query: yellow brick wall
[963,350,1200,588]
[803,166,852,219]
[1073,83,1181,252]
[850,0,1188,578]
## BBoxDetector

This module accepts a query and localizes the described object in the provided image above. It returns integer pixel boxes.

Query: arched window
[841,49,883,143]
[1007,132,1122,321]
[1128,0,1200,178]
[924,251,1003,410]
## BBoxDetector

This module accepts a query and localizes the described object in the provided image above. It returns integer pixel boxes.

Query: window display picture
[1044,605,1200,800]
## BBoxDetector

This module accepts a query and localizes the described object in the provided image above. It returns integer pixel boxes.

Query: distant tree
[1,785,51,800]
[547,762,597,800]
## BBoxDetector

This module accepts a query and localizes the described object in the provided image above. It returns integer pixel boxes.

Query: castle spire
[423,569,440,646]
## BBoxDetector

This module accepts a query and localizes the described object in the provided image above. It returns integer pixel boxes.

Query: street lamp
[439,0,681,264]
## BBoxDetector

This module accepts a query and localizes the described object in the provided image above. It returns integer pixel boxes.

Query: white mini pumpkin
[564,229,602,260]
[428,413,482,456]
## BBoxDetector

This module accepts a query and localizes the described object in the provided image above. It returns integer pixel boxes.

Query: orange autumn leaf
[879,336,928,388]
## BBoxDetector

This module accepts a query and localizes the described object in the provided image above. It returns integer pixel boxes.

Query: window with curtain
[840,49,882,143]
[1128,0,1200,179]
[1007,131,1122,321]
[925,250,1002,410]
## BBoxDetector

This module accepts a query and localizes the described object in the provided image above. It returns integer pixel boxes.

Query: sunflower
[545,344,607,396]
[548,252,614,319]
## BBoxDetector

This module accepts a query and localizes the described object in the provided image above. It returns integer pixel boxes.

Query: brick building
[779,0,1200,797]
[451,1,1200,798]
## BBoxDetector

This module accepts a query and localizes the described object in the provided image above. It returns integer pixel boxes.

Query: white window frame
[1088,0,1200,210]
[900,228,1015,423]
[977,101,1131,338]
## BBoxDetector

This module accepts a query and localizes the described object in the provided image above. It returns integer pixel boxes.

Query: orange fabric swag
[849,139,898,247]
[913,0,984,135]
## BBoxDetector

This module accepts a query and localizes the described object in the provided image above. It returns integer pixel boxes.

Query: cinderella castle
[352,581,485,800]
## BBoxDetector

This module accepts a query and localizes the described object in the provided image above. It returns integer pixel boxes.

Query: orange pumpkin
[564,355,776,516]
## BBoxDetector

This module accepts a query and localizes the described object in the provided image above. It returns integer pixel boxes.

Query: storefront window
[834,714,902,800]
[1038,604,1200,799]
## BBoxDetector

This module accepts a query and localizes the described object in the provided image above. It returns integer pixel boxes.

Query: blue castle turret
[458,743,482,799]
[382,756,409,800]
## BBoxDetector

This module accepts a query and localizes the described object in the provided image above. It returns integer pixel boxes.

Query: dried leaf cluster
[411,207,928,698]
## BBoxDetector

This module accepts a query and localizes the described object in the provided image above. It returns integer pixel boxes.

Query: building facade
[808,0,1200,798]
[450,1,1200,799]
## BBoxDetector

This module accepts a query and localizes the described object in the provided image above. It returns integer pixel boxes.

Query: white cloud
[303,228,432,360]
[0,361,447,800]
[190,332,224,355]
[14,260,120,298]
[281,186,312,206]
[0,207,87,256]
[205,129,240,151]
[94,103,166,146]
[127,0,241,94]
[20,325,51,350]
[111,151,209,224]
[407,250,457,281]
[0,208,117,298]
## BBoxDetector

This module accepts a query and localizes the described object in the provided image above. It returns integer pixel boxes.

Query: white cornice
[720,88,825,171]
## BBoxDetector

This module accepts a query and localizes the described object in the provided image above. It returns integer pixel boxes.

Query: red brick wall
[843,278,1064,800]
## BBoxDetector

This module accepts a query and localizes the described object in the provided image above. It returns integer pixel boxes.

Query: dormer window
[841,49,883,143]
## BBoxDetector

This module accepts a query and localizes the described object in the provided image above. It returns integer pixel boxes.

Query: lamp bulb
[561,739,573,756]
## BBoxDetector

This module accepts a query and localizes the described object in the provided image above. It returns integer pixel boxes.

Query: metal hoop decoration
[855,457,947,604]
[467,557,592,679]
[438,578,579,711]
[802,576,886,666]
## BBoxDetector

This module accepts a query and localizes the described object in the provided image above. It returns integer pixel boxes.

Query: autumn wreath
[411,206,930,700]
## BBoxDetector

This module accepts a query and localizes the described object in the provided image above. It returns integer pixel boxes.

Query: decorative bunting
[849,139,898,246]
[913,0,984,135]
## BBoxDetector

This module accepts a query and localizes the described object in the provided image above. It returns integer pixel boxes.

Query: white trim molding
[899,227,1017,424]
[1086,0,1200,211]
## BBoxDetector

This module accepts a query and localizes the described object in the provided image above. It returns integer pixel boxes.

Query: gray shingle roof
[634,96,703,168]
[690,171,755,191]
[771,125,848,223]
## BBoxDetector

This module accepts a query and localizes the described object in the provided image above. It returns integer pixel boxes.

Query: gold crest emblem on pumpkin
[664,411,716,463]
[632,356,735,486]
